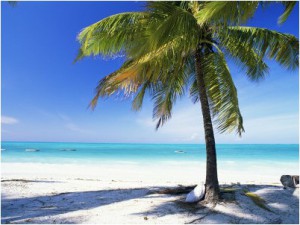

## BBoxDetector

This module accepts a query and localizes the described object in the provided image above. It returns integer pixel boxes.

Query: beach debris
[220,187,237,193]
[174,150,185,153]
[280,175,299,188]
[2,179,36,183]
[25,149,40,152]
[220,187,237,202]
[154,185,196,195]
[185,183,205,203]
[40,205,57,209]
[242,190,271,212]
[144,216,148,220]
[292,188,299,196]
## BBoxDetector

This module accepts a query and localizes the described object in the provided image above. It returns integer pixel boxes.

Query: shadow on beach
[2,185,151,224]
[1,181,299,224]
[130,184,299,224]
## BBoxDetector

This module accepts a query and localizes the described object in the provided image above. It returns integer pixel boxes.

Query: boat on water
[61,149,76,151]
[174,150,185,154]
[25,149,40,152]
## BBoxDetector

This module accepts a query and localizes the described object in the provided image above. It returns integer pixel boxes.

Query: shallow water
[1,142,298,167]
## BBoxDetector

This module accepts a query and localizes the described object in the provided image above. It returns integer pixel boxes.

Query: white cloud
[58,113,71,122]
[57,113,88,133]
[1,116,18,125]
[136,105,205,142]
[65,123,84,132]
[158,106,203,135]
[239,113,299,143]
[187,132,201,141]
[136,118,155,127]
[65,122,91,134]
[181,132,202,142]
[135,103,299,144]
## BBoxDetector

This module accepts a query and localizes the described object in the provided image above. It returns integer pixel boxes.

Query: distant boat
[25,149,40,152]
[1,149,5,151]
[175,150,185,154]
[61,149,76,152]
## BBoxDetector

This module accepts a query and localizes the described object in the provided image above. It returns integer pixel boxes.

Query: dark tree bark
[195,48,220,203]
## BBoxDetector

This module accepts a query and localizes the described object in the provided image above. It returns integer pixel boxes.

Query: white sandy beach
[2,161,298,184]
[1,162,299,224]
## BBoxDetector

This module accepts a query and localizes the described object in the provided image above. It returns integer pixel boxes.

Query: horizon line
[1,140,299,145]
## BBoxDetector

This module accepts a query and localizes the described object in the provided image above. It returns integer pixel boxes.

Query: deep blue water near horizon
[1,142,299,167]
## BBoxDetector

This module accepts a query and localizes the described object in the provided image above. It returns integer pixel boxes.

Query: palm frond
[145,2,199,52]
[223,26,299,71]
[261,1,297,24]
[89,60,139,109]
[278,1,296,24]
[202,52,244,136]
[196,1,296,26]
[217,34,269,81]
[189,78,199,104]
[195,1,258,26]
[77,12,148,58]
[152,57,189,129]
[132,81,150,111]
[73,48,85,63]
[89,31,194,111]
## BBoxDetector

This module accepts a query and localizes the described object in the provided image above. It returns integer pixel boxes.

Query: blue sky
[1,1,299,144]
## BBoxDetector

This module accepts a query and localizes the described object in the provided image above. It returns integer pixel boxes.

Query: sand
[1,162,299,224]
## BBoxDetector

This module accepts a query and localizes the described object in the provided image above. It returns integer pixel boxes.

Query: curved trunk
[195,49,220,202]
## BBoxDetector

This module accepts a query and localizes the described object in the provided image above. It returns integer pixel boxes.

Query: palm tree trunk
[195,49,220,203]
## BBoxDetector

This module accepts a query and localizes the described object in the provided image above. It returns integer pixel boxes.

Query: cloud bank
[2,116,18,125]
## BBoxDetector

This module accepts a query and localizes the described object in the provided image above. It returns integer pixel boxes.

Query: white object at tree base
[185,183,205,203]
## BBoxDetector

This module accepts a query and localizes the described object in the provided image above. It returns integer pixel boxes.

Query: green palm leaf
[224,26,299,71]
[146,2,199,52]
[195,1,258,25]
[196,1,297,26]
[202,52,244,136]
[89,60,140,109]
[152,62,188,130]
[278,1,297,24]
[217,32,269,81]
[261,1,297,24]
[77,12,148,58]
[77,1,298,136]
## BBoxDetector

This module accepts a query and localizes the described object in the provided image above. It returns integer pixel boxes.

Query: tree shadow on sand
[2,186,153,224]
[131,184,299,224]
[1,183,299,224]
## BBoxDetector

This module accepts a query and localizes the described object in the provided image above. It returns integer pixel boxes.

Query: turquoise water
[1,142,299,166]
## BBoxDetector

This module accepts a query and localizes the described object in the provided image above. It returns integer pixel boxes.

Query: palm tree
[76,2,298,203]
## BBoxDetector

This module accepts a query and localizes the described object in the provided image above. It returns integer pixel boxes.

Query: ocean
[1,142,299,166]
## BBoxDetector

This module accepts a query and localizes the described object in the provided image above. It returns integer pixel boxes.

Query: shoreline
[2,161,298,184]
